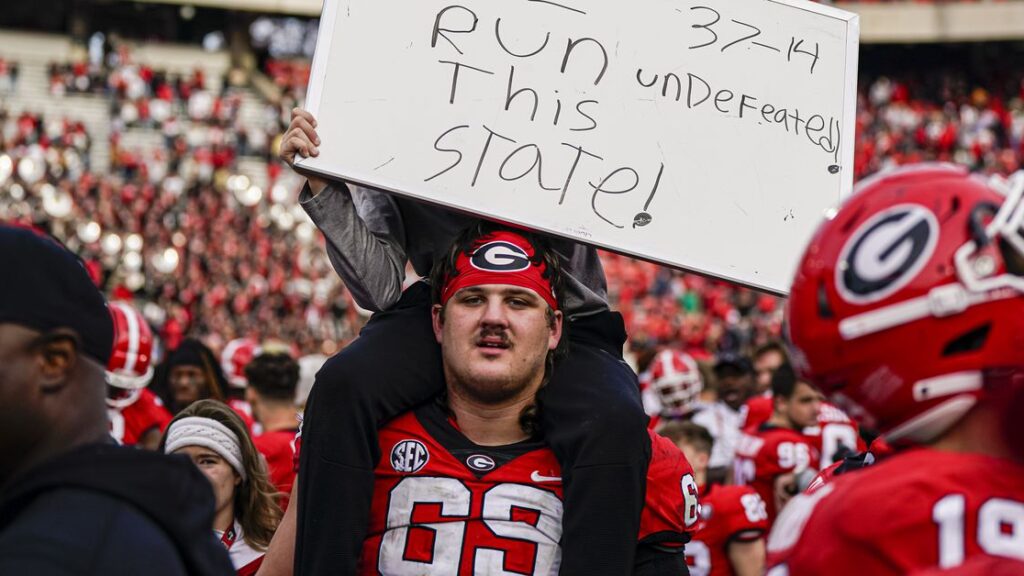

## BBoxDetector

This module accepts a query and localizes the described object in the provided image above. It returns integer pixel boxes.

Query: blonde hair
[160,399,282,550]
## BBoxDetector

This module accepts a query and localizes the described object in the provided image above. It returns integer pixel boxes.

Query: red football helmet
[649,349,703,417]
[787,164,1024,444]
[221,338,260,389]
[106,301,155,398]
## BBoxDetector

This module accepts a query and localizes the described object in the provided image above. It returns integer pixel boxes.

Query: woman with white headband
[161,399,282,576]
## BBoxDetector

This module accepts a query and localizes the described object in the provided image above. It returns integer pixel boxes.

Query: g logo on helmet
[470,241,530,272]
[836,204,939,304]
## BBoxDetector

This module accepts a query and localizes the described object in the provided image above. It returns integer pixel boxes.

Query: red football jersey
[802,403,866,470]
[767,449,1024,575]
[744,398,864,471]
[228,398,259,435]
[733,425,819,525]
[361,404,698,575]
[108,388,172,446]
[686,484,769,576]
[254,428,299,509]
[742,395,773,431]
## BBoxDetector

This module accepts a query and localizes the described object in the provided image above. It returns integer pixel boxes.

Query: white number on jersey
[819,423,858,469]
[379,476,563,575]
[933,495,1024,568]
[734,457,756,486]
[685,540,711,576]
[777,442,811,472]
[682,473,700,528]
[741,492,769,523]
[108,409,126,444]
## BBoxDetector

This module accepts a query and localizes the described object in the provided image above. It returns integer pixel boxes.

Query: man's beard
[447,369,533,406]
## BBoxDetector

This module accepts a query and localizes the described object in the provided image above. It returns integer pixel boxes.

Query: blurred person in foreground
[163,399,283,576]
[245,351,301,508]
[0,224,233,576]
[283,108,650,574]
[106,300,172,450]
[768,165,1024,573]
[662,421,768,576]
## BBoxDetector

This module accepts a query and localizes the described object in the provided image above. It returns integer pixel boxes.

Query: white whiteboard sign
[299,0,859,295]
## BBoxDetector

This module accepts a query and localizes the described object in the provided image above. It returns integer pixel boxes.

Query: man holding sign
[280,109,653,575]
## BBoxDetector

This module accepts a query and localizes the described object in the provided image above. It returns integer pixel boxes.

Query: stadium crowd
[2,28,1024,576]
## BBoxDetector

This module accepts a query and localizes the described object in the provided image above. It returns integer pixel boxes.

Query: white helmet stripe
[117,301,140,373]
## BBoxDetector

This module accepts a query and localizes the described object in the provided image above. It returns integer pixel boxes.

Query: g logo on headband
[470,241,531,272]
[836,204,938,304]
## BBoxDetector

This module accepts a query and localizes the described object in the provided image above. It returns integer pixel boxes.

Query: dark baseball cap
[713,352,753,376]
[0,224,113,364]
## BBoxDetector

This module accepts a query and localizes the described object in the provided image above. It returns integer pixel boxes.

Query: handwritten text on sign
[302,0,858,293]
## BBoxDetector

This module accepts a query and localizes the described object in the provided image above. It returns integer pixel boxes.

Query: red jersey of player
[768,449,1024,575]
[361,404,698,575]
[772,165,1024,575]
[733,364,820,525]
[254,428,298,507]
[107,388,173,448]
[663,420,768,576]
[745,396,865,470]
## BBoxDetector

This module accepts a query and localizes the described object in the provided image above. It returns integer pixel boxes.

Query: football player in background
[642,348,705,429]
[358,224,698,574]
[221,337,261,434]
[663,421,768,576]
[106,300,173,450]
[692,354,755,484]
[733,364,820,525]
[246,351,301,509]
[768,165,1024,574]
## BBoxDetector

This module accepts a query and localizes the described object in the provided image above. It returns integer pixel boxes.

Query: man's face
[0,324,51,486]
[170,364,208,408]
[717,371,753,411]
[778,381,823,429]
[433,285,562,406]
[754,349,786,393]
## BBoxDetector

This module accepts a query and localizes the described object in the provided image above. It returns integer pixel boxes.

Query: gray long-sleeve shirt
[299,181,609,319]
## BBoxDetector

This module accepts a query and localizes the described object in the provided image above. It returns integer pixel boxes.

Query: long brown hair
[160,399,282,550]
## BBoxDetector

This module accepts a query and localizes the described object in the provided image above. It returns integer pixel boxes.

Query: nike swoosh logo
[530,471,562,483]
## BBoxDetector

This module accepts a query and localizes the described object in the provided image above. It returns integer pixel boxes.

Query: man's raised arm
[282,107,408,311]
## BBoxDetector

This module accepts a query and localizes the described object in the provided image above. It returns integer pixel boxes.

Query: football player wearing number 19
[359,224,699,575]
[767,165,1024,574]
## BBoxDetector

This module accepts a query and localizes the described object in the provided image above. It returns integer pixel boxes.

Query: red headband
[440,231,559,310]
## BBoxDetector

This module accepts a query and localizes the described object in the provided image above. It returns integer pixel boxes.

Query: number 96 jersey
[361,403,698,575]
[766,449,1024,575]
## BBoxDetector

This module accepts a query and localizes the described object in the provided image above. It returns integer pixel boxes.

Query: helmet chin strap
[106,387,143,409]
[838,171,1024,342]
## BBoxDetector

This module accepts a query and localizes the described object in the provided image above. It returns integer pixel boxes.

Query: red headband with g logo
[440,231,558,310]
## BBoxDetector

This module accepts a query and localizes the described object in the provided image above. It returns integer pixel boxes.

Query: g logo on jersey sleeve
[391,440,429,474]
[836,205,939,304]
[470,241,531,272]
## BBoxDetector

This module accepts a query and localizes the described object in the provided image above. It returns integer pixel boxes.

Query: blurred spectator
[163,399,282,576]
[693,353,755,483]
[156,338,228,414]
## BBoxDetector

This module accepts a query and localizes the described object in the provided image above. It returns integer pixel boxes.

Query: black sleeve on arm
[633,543,690,576]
